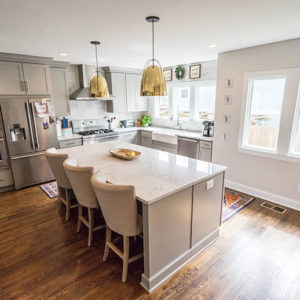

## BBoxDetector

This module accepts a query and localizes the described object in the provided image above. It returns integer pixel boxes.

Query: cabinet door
[141,136,152,148]
[110,73,127,112]
[50,67,70,116]
[22,63,51,95]
[199,148,212,162]
[126,74,137,112]
[135,74,147,111]
[0,61,25,95]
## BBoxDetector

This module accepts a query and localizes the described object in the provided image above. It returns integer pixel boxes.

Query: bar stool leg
[103,227,111,261]
[122,236,130,283]
[88,208,94,247]
[77,204,82,232]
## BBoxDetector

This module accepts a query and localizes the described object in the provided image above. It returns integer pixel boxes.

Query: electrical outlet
[297,184,300,192]
[222,132,229,141]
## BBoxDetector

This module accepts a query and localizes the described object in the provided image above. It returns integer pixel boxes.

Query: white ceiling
[0,0,300,68]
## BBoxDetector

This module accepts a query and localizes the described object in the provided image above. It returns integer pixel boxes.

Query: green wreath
[175,66,185,80]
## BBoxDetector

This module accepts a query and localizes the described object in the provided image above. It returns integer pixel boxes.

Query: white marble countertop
[114,126,213,142]
[58,141,226,204]
[57,134,83,141]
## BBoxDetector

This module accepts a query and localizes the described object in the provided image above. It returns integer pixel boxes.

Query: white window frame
[239,68,300,164]
[289,84,300,156]
[194,81,216,121]
[153,80,216,122]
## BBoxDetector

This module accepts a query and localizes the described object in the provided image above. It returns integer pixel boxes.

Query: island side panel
[142,187,193,291]
[191,172,224,247]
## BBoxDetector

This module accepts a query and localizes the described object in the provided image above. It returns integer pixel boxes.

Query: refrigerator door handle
[30,103,40,149]
[25,102,35,150]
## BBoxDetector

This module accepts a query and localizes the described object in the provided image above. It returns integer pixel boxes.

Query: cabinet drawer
[119,131,137,139]
[0,168,13,187]
[59,138,82,149]
[200,141,212,149]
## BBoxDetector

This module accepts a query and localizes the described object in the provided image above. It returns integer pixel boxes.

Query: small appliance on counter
[202,121,214,137]
[120,119,135,128]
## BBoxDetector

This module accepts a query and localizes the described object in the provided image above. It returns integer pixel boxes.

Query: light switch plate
[297,184,300,192]
[224,95,232,105]
[206,179,214,190]
[222,132,229,141]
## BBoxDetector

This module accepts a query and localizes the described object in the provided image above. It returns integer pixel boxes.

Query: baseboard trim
[225,180,300,211]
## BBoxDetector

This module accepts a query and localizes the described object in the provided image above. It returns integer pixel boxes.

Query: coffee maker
[202,121,214,137]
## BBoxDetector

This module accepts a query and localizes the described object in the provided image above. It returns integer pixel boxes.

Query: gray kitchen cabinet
[106,72,127,113]
[0,168,14,188]
[126,74,147,112]
[191,173,224,246]
[0,60,51,96]
[0,61,25,95]
[152,141,177,154]
[118,130,139,144]
[50,67,70,116]
[22,63,51,95]
[141,131,152,148]
[199,140,213,162]
[59,138,82,149]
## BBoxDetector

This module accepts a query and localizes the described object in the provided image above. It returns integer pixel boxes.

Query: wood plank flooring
[0,186,300,299]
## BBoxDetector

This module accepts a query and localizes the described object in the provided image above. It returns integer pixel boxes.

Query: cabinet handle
[25,81,28,92]
[20,81,25,91]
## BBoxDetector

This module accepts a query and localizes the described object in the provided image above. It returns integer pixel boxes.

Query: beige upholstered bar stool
[46,148,77,221]
[91,171,143,283]
[63,159,105,247]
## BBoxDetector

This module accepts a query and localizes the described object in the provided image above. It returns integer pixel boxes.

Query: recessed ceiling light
[208,44,217,48]
[59,52,69,56]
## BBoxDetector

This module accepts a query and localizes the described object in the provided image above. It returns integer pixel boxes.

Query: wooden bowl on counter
[109,148,141,160]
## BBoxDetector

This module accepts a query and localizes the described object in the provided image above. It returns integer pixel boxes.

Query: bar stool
[46,148,77,221]
[91,171,143,282]
[63,158,105,247]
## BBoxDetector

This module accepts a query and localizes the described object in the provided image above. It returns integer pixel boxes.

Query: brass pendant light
[89,41,109,98]
[140,16,167,97]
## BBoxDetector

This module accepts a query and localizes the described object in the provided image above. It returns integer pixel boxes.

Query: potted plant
[141,115,152,127]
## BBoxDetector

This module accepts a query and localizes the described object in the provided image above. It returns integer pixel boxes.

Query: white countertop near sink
[113,126,213,142]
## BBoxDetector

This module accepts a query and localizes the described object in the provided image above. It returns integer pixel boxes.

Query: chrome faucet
[171,113,181,130]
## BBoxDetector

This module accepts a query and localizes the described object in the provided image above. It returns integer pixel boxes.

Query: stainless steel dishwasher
[177,137,200,159]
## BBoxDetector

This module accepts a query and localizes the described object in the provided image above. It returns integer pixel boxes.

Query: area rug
[40,181,58,198]
[222,188,255,223]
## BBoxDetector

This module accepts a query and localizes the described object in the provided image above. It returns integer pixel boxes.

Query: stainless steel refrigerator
[0,98,58,189]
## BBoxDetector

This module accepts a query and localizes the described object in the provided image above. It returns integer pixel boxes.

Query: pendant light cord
[152,20,154,68]
[94,44,99,91]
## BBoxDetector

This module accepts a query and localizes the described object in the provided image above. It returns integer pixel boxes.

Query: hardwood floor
[0,186,300,300]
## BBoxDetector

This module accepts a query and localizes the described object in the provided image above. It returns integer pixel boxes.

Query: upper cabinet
[104,67,147,113]
[0,58,52,96]
[50,66,70,116]
[0,61,25,95]
[126,74,147,112]
[22,63,51,95]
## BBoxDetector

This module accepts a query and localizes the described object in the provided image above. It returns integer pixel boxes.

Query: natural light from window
[158,96,169,117]
[290,84,300,155]
[195,84,216,120]
[174,86,190,119]
[242,77,286,151]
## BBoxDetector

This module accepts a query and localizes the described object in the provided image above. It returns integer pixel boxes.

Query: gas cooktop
[78,129,114,136]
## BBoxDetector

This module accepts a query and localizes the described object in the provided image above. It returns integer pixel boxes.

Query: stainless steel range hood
[69,65,114,101]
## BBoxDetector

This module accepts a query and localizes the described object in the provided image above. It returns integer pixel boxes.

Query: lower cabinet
[199,147,212,162]
[59,138,82,149]
[152,141,177,154]
[118,130,139,144]
[141,131,152,148]
[0,168,13,188]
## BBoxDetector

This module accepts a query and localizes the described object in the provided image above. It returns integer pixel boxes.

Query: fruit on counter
[126,151,136,157]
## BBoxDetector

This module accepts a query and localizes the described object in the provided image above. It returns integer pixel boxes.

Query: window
[174,86,190,119]
[158,96,169,117]
[290,85,300,156]
[195,84,216,120]
[242,76,286,151]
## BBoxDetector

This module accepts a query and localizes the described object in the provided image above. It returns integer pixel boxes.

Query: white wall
[213,38,300,210]
[65,65,142,128]
[147,60,217,131]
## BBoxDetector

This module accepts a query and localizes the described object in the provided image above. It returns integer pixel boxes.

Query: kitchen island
[57,141,226,292]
